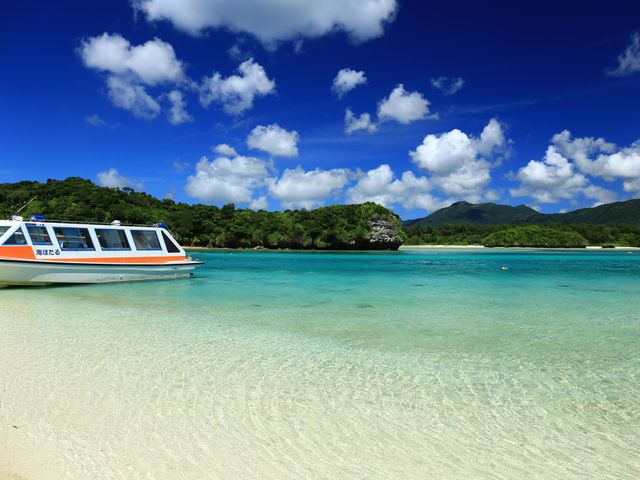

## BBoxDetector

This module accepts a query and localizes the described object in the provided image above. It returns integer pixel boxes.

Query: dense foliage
[482,226,588,248]
[0,177,405,249]
[406,223,640,247]
[3,177,638,249]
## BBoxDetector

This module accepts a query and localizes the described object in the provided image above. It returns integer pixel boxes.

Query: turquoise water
[1,249,639,479]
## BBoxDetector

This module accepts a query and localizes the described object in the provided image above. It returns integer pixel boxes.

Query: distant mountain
[405,199,640,227]
[544,200,640,224]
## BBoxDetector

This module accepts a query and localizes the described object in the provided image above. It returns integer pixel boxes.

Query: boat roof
[0,216,167,228]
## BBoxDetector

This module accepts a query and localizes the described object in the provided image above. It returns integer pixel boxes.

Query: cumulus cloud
[509,146,616,205]
[185,152,270,205]
[200,59,275,115]
[514,129,640,198]
[409,118,507,199]
[623,178,640,194]
[268,167,352,209]
[80,32,185,85]
[247,124,299,157]
[133,0,398,46]
[430,76,465,95]
[249,196,268,210]
[332,68,367,97]
[551,130,640,181]
[79,33,187,121]
[167,90,192,124]
[214,143,238,157]
[96,168,143,190]
[346,164,448,212]
[344,108,377,134]
[377,84,433,124]
[607,32,640,76]
[106,75,161,119]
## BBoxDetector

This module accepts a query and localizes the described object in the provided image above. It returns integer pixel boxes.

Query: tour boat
[0,215,203,286]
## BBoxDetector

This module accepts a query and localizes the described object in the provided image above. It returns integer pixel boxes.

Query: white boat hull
[0,260,199,286]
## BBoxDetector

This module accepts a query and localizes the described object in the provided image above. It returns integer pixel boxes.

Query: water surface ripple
[1,249,639,479]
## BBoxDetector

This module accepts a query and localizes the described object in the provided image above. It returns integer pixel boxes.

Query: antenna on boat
[9,197,36,220]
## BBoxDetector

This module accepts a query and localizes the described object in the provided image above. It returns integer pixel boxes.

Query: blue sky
[2,0,640,218]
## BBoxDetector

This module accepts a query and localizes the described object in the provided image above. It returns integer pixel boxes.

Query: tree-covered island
[1,178,639,249]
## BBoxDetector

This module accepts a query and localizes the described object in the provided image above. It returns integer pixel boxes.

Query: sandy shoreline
[0,429,67,480]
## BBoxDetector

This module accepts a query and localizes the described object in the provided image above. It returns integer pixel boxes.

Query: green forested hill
[403,199,640,246]
[544,199,640,224]
[0,177,405,249]
[406,199,640,227]
[405,201,540,227]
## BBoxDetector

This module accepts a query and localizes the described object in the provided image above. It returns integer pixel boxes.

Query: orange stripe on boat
[46,255,187,264]
[0,246,37,260]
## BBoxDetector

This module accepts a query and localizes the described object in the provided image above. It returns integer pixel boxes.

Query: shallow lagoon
[1,249,639,479]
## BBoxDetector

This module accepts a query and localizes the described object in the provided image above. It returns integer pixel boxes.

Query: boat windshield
[2,227,28,246]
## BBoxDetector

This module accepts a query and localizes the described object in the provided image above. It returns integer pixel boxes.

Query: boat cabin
[0,216,186,264]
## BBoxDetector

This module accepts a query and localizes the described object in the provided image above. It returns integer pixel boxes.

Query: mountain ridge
[405,199,640,227]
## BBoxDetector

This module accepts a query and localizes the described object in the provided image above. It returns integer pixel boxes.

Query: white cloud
[344,108,377,134]
[584,185,618,205]
[172,160,190,171]
[214,144,238,157]
[623,178,640,194]
[200,59,275,115]
[346,164,448,212]
[430,76,465,95]
[409,118,507,199]
[268,167,351,209]
[332,68,367,97]
[247,124,299,157]
[96,168,143,190]
[106,75,161,119]
[167,90,192,124]
[249,196,268,210]
[509,146,616,205]
[551,130,640,180]
[377,84,432,124]
[79,33,185,85]
[550,130,616,176]
[133,0,398,46]
[477,118,507,157]
[85,114,110,127]
[608,32,640,76]
[185,153,270,205]
[79,33,188,121]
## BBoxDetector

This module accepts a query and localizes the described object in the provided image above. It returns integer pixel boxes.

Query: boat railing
[186,250,205,263]
[12,217,164,228]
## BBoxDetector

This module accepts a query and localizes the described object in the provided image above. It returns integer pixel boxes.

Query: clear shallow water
[1,248,639,479]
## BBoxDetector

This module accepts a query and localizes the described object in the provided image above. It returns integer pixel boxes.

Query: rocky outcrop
[359,215,404,250]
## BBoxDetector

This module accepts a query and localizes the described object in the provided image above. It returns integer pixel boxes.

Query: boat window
[2,227,28,245]
[54,227,95,250]
[131,230,161,250]
[161,231,181,253]
[26,225,52,245]
[0,226,9,239]
[96,229,130,250]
